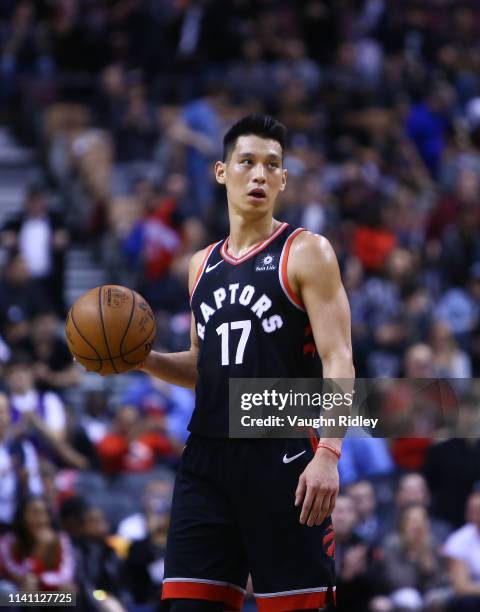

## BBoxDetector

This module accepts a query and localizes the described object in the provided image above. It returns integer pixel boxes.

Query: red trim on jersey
[303,342,316,356]
[220,222,288,265]
[255,589,332,611]
[279,228,305,309]
[162,580,244,610]
[309,427,319,452]
[189,242,218,303]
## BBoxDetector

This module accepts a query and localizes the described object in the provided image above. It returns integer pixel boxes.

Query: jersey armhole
[189,242,219,303]
[279,228,306,310]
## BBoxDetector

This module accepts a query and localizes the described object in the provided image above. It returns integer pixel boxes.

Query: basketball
[65,285,156,375]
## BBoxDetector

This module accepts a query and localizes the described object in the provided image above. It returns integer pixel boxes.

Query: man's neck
[227,212,280,259]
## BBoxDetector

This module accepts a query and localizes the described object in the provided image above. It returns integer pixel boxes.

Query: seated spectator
[352,249,416,377]
[96,405,177,475]
[0,252,47,348]
[0,182,69,315]
[19,309,80,394]
[117,479,172,542]
[0,392,42,527]
[405,85,452,179]
[389,473,453,543]
[426,168,480,244]
[80,390,111,445]
[5,352,66,443]
[122,177,188,313]
[0,496,75,592]
[384,344,457,471]
[430,320,472,378]
[439,206,480,290]
[333,494,376,612]
[435,264,480,345]
[60,496,89,541]
[423,414,480,529]
[346,480,388,545]
[443,490,480,611]
[125,490,170,611]
[372,504,449,612]
[67,503,127,612]
[115,82,158,163]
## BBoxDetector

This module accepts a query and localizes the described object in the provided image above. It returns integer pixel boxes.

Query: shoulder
[189,246,212,275]
[188,243,219,292]
[443,524,476,556]
[290,231,338,271]
[288,231,341,290]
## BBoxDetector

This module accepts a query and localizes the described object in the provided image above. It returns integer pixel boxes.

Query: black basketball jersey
[189,222,322,437]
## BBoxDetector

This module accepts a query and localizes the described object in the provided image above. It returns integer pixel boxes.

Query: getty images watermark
[239,387,364,428]
[228,378,480,439]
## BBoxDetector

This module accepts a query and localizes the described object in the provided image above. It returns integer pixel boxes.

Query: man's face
[82,507,109,540]
[216,135,287,216]
[397,474,429,508]
[332,496,357,538]
[347,481,376,519]
[32,314,57,343]
[26,193,46,217]
[6,365,34,395]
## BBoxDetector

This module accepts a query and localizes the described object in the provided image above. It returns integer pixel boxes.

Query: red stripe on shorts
[162,580,244,610]
[255,589,331,611]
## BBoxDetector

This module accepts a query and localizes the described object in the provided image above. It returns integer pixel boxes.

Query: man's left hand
[295,449,339,527]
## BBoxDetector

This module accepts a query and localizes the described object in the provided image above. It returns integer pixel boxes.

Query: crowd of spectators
[1,0,480,610]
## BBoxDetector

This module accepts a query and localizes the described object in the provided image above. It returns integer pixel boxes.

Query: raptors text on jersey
[189,223,322,436]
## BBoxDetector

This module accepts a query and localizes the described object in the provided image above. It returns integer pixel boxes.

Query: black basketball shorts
[162,434,336,611]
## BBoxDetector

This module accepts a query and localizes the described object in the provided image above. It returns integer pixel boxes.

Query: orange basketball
[65,285,156,375]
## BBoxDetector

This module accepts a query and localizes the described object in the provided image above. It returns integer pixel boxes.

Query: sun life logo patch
[256,254,276,272]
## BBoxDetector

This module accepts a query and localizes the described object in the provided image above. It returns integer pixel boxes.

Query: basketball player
[140,115,354,611]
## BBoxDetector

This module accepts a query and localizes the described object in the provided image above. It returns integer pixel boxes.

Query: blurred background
[0,0,480,610]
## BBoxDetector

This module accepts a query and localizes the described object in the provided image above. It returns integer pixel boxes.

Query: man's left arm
[289,232,355,526]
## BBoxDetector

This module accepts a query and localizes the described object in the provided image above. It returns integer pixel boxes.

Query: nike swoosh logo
[282,450,306,464]
[205,260,223,273]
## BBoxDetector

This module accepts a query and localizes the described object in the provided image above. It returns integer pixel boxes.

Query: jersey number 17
[216,320,251,366]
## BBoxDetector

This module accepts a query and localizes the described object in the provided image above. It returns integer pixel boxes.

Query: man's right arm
[139,247,208,390]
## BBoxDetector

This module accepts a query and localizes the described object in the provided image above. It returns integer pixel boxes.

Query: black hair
[26,181,46,198]
[222,114,287,162]
[13,496,57,557]
[6,350,33,369]
[59,496,89,525]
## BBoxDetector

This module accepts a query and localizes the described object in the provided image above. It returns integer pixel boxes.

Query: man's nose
[253,164,266,183]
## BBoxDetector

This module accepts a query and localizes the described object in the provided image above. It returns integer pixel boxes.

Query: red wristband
[316,442,341,460]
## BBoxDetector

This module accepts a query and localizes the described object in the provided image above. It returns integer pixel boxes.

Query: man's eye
[241,159,252,165]
[269,163,279,169]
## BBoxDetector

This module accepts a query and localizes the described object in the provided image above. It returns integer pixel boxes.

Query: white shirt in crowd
[117,513,147,541]
[443,523,480,581]
[11,389,66,434]
[0,440,43,523]
[19,217,52,277]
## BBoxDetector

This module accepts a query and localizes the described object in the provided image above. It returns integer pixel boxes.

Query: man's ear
[215,161,226,185]
[279,168,288,191]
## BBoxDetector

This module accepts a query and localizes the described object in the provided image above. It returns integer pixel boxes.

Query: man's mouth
[247,188,266,199]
